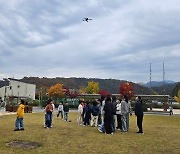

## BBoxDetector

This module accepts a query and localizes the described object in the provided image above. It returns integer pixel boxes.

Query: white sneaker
[98,129,103,133]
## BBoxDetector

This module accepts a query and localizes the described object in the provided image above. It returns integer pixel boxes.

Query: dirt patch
[6,141,40,149]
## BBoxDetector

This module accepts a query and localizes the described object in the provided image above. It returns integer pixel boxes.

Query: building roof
[0,80,9,88]
[0,78,35,88]
[8,78,36,86]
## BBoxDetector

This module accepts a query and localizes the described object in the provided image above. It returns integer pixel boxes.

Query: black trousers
[57,111,63,119]
[104,116,113,134]
[104,122,113,134]
[116,114,122,130]
[84,114,91,125]
[137,115,143,132]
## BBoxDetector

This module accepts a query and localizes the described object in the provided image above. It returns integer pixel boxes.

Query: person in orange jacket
[14,99,25,131]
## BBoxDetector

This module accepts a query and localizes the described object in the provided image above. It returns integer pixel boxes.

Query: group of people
[77,95,144,135]
[14,95,144,135]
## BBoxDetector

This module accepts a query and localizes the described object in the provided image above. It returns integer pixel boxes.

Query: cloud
[0,0,180,82]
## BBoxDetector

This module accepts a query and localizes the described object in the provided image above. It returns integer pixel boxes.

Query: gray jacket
[121,100,132,115]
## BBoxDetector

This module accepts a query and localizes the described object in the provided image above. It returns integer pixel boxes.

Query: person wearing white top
[77,101,83,125]
[169,106,173,116]
[57,102,64,119]
[50,101,55,127]
[116,99,122,130]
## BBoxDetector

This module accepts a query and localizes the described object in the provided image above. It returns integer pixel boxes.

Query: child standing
[57,101,64,119]
[45,99,53,128]
[14,99,25,131]
[77,101,83,125]
[91,100,100,127]
[83,101,91,126]
[169,106,173,116]
[63,102,69,121]
[116,99,122,130]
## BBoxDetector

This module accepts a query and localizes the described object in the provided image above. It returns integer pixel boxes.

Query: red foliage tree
[99,89,111,97]
[63,86,79,99]
[119,82,134,99]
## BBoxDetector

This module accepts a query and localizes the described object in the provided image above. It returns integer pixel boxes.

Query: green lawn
[0,112,180,154]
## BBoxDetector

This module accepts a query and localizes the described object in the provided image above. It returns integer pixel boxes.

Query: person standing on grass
[97,99,102,125]
[121,95,132,132]
[135,96,144,134]
[50,100,55,127]
[82,101,86,123]
[98,97,106,133]
[14,99,25,131]
[77,101,83,125]
[57,101,64,119]
[63,102,69,121]
[91,100,100,127]
[169,106,173,116]
[44,101,48,128]
[116,99,122,130]
[83,101,92,126]
[45,99,53,129]
[111,96,117,132]
[103,96,114,134]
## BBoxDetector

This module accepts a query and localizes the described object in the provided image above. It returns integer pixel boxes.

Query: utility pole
[163,62,167,111]
[150,63,152,110]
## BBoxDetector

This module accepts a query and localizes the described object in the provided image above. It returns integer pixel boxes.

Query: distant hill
[151,83,176,96]
[144,80,176,87]
[20,77,154,95]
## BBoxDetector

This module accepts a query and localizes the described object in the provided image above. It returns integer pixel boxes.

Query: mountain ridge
[143,80,176,87]
[20,77,153,95]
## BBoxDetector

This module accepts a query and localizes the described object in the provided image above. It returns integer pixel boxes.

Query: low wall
[5,105,33,113]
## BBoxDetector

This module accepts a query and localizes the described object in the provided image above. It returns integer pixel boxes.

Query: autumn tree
[63,87,79,99]
[174,89,180,103]
[86,81,99,94]
[99,89,111,97]
[172,82,180,96]
[48,83,65,98]
[79,86,86,94]
[119,82,134,99]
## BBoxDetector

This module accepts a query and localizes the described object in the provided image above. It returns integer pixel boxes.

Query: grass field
[0,112,180,154]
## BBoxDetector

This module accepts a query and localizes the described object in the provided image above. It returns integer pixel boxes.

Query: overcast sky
[0,0,180,83]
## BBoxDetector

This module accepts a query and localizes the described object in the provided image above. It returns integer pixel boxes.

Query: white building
[0,78,36,101]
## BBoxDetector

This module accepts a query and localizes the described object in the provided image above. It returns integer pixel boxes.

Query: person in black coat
[83,101,91,126]
[135,96,144,134]
[103,96,114,134]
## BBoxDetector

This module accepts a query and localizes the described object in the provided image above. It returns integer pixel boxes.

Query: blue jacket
[135,100,143,116]
[85,104,91,115]
[91,105,100,116]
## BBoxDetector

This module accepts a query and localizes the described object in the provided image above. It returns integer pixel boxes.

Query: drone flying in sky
[82,18,93,22]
